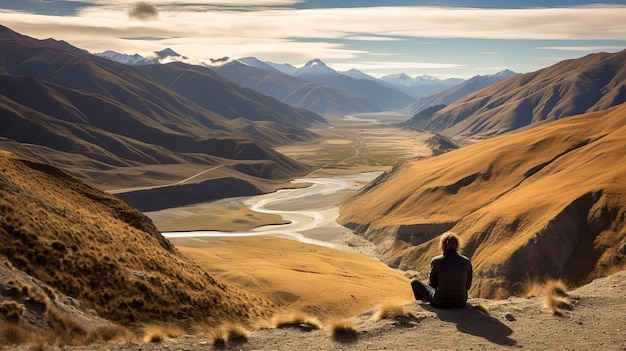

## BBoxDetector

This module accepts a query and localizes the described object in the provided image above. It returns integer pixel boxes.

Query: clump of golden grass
[84,324,133,344]
[142,322,186,343]
[519,277,544,298]
[271,311,323,330]
[373,303,416,321]
[195,321,250,346]
[221,321,250,342]
[0,321,27,345]
[327,319,358,340]
[46,306,88,344]
[543,279,572,315]
[0,300,25,323]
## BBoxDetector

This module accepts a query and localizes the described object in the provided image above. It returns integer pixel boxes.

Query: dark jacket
[429,252,473,308]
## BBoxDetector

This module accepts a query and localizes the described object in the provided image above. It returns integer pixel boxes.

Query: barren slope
[339,102,626,298]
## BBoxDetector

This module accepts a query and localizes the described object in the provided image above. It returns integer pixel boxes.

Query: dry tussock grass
[373,303,416,321]
[194,321,250,346]
[0,155,274,327]
[142,322,186,343]
[517,277,573,315]
[0,321,28,345]
[543,279,572,315]
[84,324,133,344]
[0,300,25,323]
[271,311,323,330]
[327,319,358,340]
[221,321,250,342]
[519,277,545,298]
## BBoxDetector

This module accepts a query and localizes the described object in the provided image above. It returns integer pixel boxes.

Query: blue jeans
[411,278,435,303]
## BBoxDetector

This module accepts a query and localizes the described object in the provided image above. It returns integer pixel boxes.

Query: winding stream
[161,172,381,250]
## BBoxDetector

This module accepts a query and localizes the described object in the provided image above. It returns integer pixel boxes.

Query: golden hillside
[339,102,626,299]
[0,150,273,325]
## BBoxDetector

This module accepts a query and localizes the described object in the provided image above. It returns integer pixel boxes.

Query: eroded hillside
[0,150,274,324]
[339,103,626,299]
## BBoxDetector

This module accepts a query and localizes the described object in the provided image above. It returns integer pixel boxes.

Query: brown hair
[440,232,460,253]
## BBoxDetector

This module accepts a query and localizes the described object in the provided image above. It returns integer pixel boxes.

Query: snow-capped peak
[295,59,337,77]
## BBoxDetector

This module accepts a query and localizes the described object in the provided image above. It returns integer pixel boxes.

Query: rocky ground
[12,270,623,351]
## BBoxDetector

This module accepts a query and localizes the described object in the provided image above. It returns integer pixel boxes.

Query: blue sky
[1,0,625,78]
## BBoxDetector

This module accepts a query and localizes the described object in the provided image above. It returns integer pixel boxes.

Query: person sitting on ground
[410,232,472,308]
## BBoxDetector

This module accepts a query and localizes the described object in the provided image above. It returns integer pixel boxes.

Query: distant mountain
[402,69,519,115]
[287,59,415,111]
[136,62,325,131]
[96,50,157,65]
[95,48,185,65]
[264,61,299,75]
[402,49,626,142]
[0,24,319,202]
[237,57,283,73]
[294,58,337,78]
[381,73,465,99]
[340,101,626,299]
[340,68,377,81]
[216,60,379,116]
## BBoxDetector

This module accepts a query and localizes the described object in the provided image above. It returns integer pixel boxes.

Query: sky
[1,0,626,78]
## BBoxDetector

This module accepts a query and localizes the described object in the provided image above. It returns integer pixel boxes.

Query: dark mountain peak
[0,24,17,34]
[154,48,181,59]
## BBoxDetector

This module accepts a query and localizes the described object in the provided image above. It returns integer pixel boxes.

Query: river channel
[162,172,381,251]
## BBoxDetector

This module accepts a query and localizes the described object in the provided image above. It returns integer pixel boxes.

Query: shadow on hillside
[421,303,517,346]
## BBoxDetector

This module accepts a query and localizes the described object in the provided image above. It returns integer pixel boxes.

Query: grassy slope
[0,150,274,325]
[339,103,626,298]
[173,236,413,320]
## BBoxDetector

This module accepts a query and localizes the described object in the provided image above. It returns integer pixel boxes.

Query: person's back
[410,232,473,308]
[429,251,472,308]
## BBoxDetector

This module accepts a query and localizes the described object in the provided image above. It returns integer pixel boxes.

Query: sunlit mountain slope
[340,103,626,298]
[403,49,626,142]
[0,150,273,324]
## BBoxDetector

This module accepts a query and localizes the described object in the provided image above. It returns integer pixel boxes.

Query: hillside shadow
[420,303,517,346]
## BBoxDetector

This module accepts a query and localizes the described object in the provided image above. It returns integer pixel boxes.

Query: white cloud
[1,4,625,75]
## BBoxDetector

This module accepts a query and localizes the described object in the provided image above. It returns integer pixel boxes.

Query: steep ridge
[403,49,626,142]
[216,61,378,116]
[402,70,518,116]
[0,150,273,324]
[0,25,315,195]
[339,102,626,299]
[136,62,326,130]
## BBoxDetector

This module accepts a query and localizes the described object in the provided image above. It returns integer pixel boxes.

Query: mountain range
[402,49,626,142]
[96,51,478,117]
[402,69,519,116]
[216,58,416,115]
[0,25,324,208]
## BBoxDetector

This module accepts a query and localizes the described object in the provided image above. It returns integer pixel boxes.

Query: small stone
[505,312,516,321]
